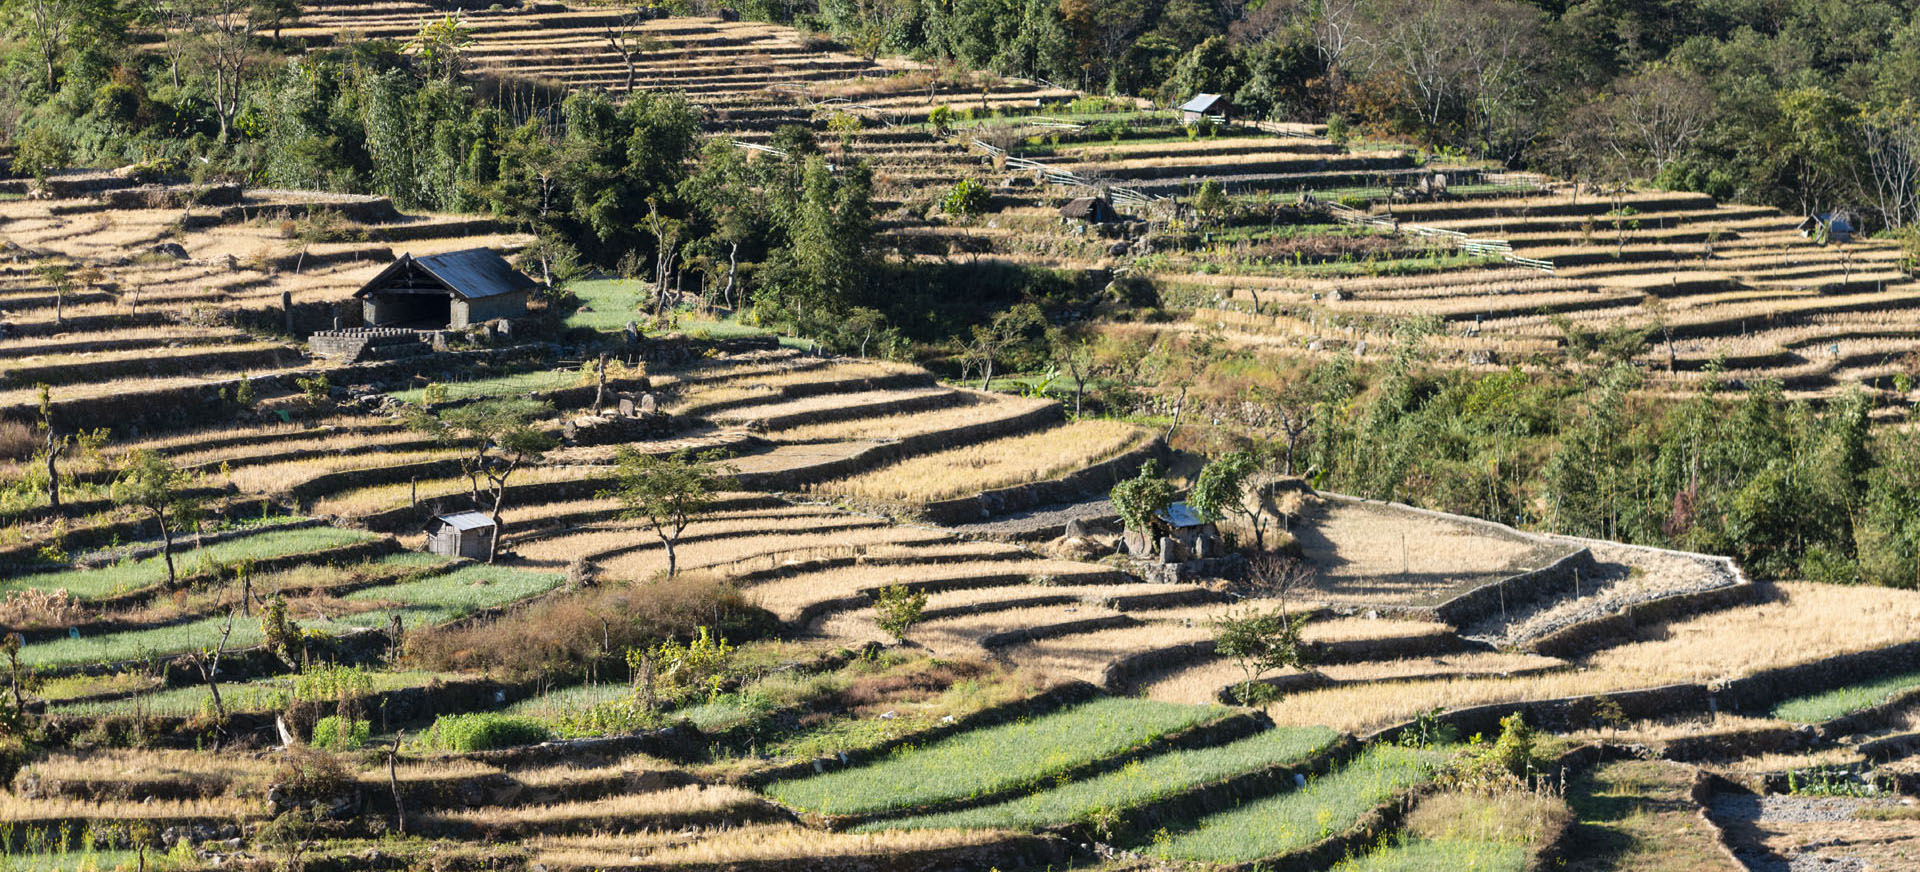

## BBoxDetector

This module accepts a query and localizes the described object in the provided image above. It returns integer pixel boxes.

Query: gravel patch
[1463,540,1739,647]
[1707,793,1908,872]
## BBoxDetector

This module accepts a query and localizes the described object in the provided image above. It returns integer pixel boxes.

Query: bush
[872,584,927,641]
[311,715,369,750]
[423,712,551,752]
[943,178,989,218]
[1325,113,1349,145]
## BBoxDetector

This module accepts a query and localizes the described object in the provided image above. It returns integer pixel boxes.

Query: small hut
[355,249,535,329]
[1059,195,1118,224]
[425,511,496,560]
[1798,212,1855,244]
[1179,93,1230,125]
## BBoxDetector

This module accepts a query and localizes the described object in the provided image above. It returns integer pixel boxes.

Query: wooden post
[282,291,294,335]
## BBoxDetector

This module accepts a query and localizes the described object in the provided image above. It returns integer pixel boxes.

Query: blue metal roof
[1156,502,1208,527]
[357,248,538,300]
[1180,94,1224,113]
[432,511,495,531]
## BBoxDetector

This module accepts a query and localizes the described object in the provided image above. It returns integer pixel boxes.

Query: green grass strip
[4,525,379,601]
[864,725,1339,832]
[52,670,445,718]
[21,559,558,668]
[766,697,1226,817]
[1331,836,1529,871]
[387,368,585,405]
[1771,668,1920,723]
[1149,744,1451,863]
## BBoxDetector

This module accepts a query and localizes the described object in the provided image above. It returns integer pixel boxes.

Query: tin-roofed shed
[425,511,496,560]
[355,249,536,329]
[1179,93,1230,124]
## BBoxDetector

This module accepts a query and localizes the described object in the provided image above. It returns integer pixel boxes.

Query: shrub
[1325,113,1350,144]
[424,712,551,752]
[929,105,954,135]
[402,573,771,679]
[943,178,988,218]
[311,715,369,750]
[872,584,927,641]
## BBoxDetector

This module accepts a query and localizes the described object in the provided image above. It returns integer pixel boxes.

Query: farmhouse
[1179,93,1230,124]
[1060,195,1119,223]
[424,511,497,560]
[1799,212,1856,244]
[355,248,535,329]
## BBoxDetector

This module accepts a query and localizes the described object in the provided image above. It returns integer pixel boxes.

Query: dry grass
[0,794,258,821]
[425,784,760,827]
[593,523,927,581]
[312,465,600,516]
[1143,650,1565,706]
[18,749,275,787]
[1713,747,1869,774]
[770,392,1053,442]
[816,420,1150,504]
[1294,500,1560,604]
[528,825,1000,868]
[1265,583,1920,731]
[745,557,1103,622]
[225,449,462,493]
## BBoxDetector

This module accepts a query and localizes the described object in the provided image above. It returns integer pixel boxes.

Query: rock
[1108,241,1130,256]
[149,242,189,260]
[1064,518,1088,539]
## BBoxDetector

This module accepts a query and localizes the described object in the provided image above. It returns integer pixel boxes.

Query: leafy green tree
[1190,450,1274,550]
[601,448,731,578]
[1111,458,1177,536]
[760,156,876,336]
[409,399,558,563]
[963,302,1044,389]
[1190,178,1228,225]
[112,450,201,585]
[943,177,988,218]
[1211,606,1313,705]
[872,584,928,641]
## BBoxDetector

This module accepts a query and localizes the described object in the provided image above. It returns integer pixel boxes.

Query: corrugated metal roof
[1156,502,1207,528]
[1180,94,1223,113]
[433,511,496,531]
[413,249,540,300]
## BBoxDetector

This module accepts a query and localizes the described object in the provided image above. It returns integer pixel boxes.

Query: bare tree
[603,8,663,92]
[1857,104,1920,230]
[1603,66,1714,176]
[188,608,239,721]
[190,0,258,142]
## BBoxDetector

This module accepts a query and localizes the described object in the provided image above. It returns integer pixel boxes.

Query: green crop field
[868,725,1338,832]
[766,697,1226,816]
[1333,836,1530,872]
[3,525,379,601]
[1771,668,1920,723]
[1150,745,1452,863]
[53,670,445,718]
[19,559,553,667]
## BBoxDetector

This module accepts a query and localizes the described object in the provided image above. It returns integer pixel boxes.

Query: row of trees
[775,0,1920,228]
[1187,325,1920,588]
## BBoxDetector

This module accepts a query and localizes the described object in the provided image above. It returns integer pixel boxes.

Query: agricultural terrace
[1,1,1917,869]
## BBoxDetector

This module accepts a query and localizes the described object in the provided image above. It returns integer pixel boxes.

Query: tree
[1601,66,1714,177]
[409,399,558,563]
[929,105,954,136]
[112,450,200,586]
[604,7,663,91]
[1048,326,1095,417]
[1211,606,1313,704]
[32,264,70,325]
[188,0,259,141]
[249,0,299,41]
[34,384,66,513]
[601,448,730,578]
[643,197,684,321]
[1190,450,1277,550]
[1190,179,1228,225]
[1856,101,1920,230]
[943,178,988,219]
[187,608,239,722]
[409,14,472,81]
[964,302,1044,390]
[872,583,928,641]
[1110,458,1177,536]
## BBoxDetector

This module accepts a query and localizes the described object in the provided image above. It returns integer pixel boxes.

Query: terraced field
[4,3,1918,869]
